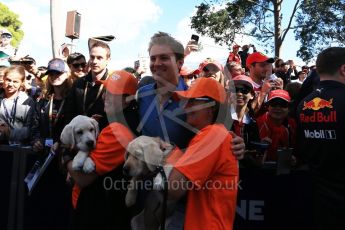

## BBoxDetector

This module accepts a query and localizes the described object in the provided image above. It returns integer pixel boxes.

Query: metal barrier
[0,145,34,230]
[1,145,313,230]
[234,164,314,230]
[0,145,72,230]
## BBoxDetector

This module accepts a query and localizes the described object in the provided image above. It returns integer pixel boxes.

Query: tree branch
[246,0,274,13]
[281,0,300,42]
[241,32,274,39]
[283,25,304,31]
[255,13,274,35]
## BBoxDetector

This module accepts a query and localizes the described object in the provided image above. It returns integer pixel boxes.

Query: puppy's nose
[86,140,94,148]
[123,166,129,176]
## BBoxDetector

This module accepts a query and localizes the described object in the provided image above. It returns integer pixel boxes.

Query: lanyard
[2,96,19,127]
[82,80,105,115]
[48,94,65,137]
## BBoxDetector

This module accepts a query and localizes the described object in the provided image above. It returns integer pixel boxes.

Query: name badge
[45,138,53,147]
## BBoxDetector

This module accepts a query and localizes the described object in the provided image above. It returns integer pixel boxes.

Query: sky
[2,0,306,73]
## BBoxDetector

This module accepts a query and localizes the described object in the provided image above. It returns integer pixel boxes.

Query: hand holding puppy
[0,122,10,139]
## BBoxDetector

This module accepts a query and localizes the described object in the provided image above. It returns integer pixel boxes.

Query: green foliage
[296,0,345,61]
[0,3,24,48]
[191,0,345,62]
[191,0,272,47]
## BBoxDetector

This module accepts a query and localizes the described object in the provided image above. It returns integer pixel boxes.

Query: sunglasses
[1,34,12,39]
[269,100,289,108]
[185,75,197,80]
[235,86,251,94]
[72,62,86,68]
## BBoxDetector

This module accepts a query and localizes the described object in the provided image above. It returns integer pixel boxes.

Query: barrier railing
[0,145,35,230]
[0,144,313,230]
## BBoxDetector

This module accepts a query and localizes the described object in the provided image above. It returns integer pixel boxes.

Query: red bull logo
[300,111,337,123]
[303,97,333,111]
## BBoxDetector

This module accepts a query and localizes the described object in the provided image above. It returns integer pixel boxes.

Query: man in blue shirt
[136,32,245,229]
[138,74,194,149]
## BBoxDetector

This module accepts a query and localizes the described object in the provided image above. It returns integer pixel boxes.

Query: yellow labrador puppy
[60,115,99,173]
[123,136,175,206]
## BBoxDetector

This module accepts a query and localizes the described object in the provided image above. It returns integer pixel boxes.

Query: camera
[9,56,35,65]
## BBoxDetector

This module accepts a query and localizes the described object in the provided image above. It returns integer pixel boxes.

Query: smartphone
[134,60,140,69]
[191,34,199,44]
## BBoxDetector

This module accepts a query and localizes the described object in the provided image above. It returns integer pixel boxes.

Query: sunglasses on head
[269,100,289,108]
[203,65,219,73]
[1,34,12,39]
[72,62,86,68]
[235,86,251,94]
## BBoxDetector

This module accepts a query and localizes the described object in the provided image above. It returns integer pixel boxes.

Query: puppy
[123,136,163,207]
[123,136,176,230]
[60,115,99,173]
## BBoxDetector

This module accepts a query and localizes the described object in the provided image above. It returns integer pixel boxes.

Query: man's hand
[273,78,284,89]
[154,137,174,152]
[229,131,245,160]
[184,40,198,57]
[91,114,103,121]
[261,79,272,94]
[33,139,44,152]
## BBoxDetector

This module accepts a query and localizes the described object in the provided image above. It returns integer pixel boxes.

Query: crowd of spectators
[0,27,344,230]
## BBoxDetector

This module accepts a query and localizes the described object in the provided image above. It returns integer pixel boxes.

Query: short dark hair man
[67,52,87,80]
[297,47,345,229]
[64,41,111,130]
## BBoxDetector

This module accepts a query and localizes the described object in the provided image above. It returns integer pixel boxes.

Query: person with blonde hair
[0,65,35,145]
[197,58,226,87]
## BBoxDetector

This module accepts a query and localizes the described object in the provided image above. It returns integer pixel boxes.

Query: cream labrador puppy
[60,115,99,173]
[123,136,174,207]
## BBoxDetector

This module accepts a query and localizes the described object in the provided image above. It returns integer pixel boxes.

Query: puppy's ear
[60,124,75,149]
[143,141,164,172]
[124,151,129,160]
[90,118,99,138]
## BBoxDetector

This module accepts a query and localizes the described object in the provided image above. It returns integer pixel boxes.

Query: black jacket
[64,71,109,130]
[296,80,345,226]
[34,98,68,142]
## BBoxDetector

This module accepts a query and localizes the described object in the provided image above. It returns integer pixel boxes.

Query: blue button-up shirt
[137,77,194,149]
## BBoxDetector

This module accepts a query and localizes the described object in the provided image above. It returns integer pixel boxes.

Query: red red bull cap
[267,89,291,103]
[246,52,274,68]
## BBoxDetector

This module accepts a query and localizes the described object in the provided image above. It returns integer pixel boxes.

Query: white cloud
[3,0,305,69]
[62,0,161,43]
[4,0,161,66]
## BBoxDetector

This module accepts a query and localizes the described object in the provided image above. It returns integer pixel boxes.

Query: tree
[0,3,24,48]
[296,0,345,61]
[190,0,344,62]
